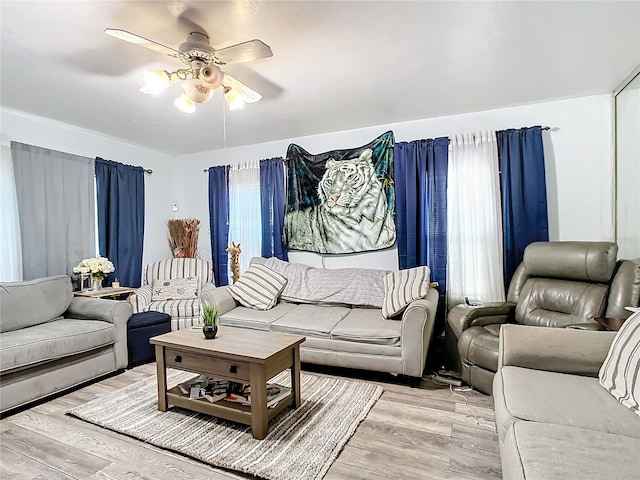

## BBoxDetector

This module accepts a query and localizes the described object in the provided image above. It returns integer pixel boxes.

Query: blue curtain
[426,138,449,319]
[95,158,145,287]
[208,165,230,286]
[394,138,449,331]
[260,157,288,261]
[497,126,549,286]
[395,141,428,269]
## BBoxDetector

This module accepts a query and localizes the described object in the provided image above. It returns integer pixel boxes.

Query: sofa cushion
[265,257,388,308]
[146,299,200,320]
[0,319,115,374]
[330,308,402,346]
[302,336,401,357]
[271,304,350,338]
[151,277,199,301]
[228,264,287,311]
[501,421,640,480]
[219,302,297,331]
[494,366,640,444]
[382,266,431,318]
[0,275,72,333]
[599,310,640,417]
[515,278,608,327]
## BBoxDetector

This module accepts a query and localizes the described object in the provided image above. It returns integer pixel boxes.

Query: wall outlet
[172,202,179,212]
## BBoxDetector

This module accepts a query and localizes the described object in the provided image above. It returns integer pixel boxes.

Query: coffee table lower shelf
[165,385,293,425]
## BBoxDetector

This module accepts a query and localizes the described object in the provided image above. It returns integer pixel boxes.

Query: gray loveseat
[493,324,640,479]
[0,275,132,414]
[202,258,438,378]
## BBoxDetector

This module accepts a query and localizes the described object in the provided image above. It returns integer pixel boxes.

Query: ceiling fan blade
[104,28,180,57]
[223,73,262,103]
[214,39,272,64]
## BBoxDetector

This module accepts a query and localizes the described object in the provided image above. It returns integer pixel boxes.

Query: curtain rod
[144,169,153,174]
[203,126,553,173]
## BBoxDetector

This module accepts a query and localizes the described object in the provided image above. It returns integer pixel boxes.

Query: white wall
[2,93,615,275]
[1,108,176,269]
[615,72,640,262]
[172,94,615,272]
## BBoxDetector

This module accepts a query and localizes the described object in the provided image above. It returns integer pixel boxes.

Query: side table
[74,286,137,300]
[594,317,627,331]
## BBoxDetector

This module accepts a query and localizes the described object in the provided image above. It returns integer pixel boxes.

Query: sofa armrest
[498,324,616,376]
[201,286,237,315]
[400,288,439,377]
[129,285,152,313]
[447,302,515,338]
[66,297,132,369]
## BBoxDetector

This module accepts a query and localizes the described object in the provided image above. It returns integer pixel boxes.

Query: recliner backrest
[509,242,621,327]
[606,259,640,318]
[144,258,215,289]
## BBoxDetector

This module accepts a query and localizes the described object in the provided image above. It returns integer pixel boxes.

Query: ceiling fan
[105,28,272,113]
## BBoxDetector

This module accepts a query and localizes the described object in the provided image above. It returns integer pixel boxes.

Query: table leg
[250,363,268,439]
[155,345,168,412]
[291,345,301,408]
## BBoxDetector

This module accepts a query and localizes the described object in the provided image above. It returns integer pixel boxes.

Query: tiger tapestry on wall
[284,131,396,254]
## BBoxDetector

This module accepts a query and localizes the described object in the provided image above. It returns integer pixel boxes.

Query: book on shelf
[177,375,229,403]
[223,382,291,408]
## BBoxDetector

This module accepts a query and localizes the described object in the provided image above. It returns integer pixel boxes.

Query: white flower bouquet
[73,256,115,280]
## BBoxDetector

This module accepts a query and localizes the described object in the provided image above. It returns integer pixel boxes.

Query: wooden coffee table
[150,327,305,439]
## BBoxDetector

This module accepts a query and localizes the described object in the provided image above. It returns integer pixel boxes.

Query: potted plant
[201,302,219,339]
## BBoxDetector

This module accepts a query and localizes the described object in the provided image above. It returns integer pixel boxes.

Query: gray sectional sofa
[202,257,438,378]
[0,275,132,414]
[493,324,640,480]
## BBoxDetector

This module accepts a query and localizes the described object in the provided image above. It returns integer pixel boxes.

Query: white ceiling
[1,1,639,156]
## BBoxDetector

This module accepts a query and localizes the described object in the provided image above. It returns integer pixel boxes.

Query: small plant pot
[203,325,218,339]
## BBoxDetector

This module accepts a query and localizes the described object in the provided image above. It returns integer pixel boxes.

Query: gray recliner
[445,241,640,395]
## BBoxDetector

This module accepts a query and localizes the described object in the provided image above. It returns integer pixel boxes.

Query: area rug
[67,369,382,480]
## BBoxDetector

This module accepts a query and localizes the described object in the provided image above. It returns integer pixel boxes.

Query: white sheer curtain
[447,130,505,307]
[228,160,262,276]
[0,135,23,281]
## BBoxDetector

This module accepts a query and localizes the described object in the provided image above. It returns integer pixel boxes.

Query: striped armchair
[129,258,215,330]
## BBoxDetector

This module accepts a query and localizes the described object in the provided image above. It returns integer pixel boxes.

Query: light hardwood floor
[0,363,502,480]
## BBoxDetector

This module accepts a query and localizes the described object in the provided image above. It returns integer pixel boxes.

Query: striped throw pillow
[382,266,431,319]
[599,310,640,417]
[228,264,287,311]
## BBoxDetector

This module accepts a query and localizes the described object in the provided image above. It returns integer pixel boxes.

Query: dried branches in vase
[167,219,185,257]
[167,218,200,258]
[182,218,201,258]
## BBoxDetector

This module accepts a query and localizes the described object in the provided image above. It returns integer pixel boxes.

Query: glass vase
[91,278,103,291]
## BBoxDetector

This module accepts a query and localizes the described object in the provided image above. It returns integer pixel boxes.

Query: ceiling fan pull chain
[223,96,227,149]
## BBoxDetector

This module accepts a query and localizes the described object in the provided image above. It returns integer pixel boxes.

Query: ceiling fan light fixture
[182,78,213,103]
[224,86,245,111]
[174,93,196,113]
[199,65,224,89]
[140,69,173,94]
[106,28,269,111]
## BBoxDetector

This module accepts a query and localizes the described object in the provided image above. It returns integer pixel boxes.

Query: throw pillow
[151,277,199,301]
[228,264,287,311]
[599,310,640,417]
[382,266,431,319]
